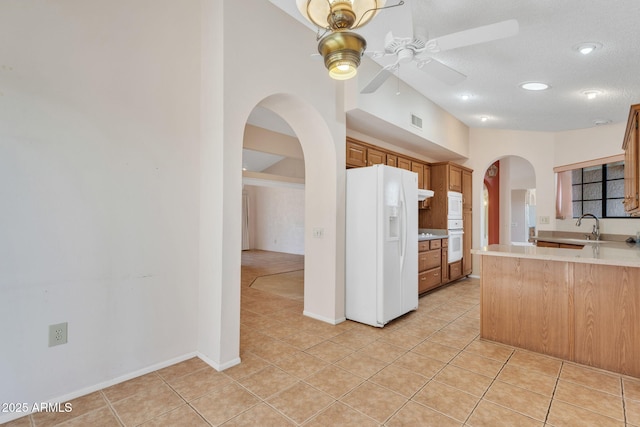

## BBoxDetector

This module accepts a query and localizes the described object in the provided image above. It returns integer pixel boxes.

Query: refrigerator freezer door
[346,166,382,326]
[346,165,418,327]
[378,166,403,325]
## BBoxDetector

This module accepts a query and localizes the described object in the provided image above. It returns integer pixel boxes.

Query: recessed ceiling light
[519,82,550,91]
[574,42,602,55]
[460,94,471,101]
[594,119,611,126]
[480,116,489,122]
[583,90,601,100]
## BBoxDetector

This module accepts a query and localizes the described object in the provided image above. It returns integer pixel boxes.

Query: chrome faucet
[576,213,600,240]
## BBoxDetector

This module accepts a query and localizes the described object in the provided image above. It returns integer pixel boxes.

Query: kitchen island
[473,242,640,378]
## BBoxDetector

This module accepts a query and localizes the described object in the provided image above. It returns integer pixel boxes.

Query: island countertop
[475,241,640,378]
[472,241,640,268]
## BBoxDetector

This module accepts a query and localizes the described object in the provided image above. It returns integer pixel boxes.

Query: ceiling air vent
[410,113,423,130]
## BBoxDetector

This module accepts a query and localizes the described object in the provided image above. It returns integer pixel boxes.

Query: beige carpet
[250,269,304,300]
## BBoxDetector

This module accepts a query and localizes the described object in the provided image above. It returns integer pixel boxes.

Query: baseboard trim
[0,352,198,424]
[303,310,345,325]
[197,352,241,371]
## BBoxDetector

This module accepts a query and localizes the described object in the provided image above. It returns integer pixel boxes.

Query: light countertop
[472,242,640,268]
[418,228,448,242]
[418,234,448,241]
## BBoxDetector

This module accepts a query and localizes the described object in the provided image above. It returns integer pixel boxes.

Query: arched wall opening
[249,94,344,323]
[480,156,536,247]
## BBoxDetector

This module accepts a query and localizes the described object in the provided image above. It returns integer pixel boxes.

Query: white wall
[0,1,201,417]
[496,157,536,244]
[216,0,354,328]
[553,123,634,236]
[467,123,635,274]
[244,124,304,159]
[466,129,556,270]
[511,189,528,243]
[263,158,306,180]
[350,59,470,158]
[247,185,305,255]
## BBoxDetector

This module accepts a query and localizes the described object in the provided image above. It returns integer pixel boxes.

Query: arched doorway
[241,94,343,324]
[241,106,306,305]
[481,156,536,246]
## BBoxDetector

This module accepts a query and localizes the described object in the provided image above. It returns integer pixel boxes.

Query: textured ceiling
[270,0,640,132]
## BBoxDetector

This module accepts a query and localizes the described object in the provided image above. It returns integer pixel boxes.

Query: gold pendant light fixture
[297,0,387,80]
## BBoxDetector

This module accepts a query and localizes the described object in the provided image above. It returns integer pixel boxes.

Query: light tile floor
[4,250,640,426]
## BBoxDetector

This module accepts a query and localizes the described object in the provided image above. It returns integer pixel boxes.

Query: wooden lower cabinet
[573,263,640,377]
[441,239,449,283]
[418,239,442,294]
[462,209,473,275]
[536,241,560,248]
[536,240,584,249]
[449,261,462,281]
[419,268,441,293]
[479,255,640,378]
[480,256,571,360]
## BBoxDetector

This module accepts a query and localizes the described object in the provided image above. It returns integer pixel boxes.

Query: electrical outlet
[313,227,324,238]
[49,322,68,347]
[539,216,550,225]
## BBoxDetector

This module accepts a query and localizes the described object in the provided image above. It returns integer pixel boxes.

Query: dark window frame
[571,161,629,218]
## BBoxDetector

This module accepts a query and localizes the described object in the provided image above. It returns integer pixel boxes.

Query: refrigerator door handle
[399,191,407,271]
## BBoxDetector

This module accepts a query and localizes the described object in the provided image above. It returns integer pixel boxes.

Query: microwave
[447,191,463,220]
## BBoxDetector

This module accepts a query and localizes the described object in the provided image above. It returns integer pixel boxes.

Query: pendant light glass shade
[297,0,386,30]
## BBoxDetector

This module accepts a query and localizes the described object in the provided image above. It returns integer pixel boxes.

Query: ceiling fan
[361,1,519,93]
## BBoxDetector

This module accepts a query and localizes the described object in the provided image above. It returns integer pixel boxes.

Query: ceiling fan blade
[417,58,467,85]
[411,0,429,44]
[429,19,519,52]
[361,63,399,94]
[384,31,395,49]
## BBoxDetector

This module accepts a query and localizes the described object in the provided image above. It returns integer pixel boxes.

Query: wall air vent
[410,113,423,130]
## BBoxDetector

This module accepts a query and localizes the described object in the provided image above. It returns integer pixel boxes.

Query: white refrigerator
[345,165,418,327]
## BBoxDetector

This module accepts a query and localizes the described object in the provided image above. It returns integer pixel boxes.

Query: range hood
[417,189,435,201]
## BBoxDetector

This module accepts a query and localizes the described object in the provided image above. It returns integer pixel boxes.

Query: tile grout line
[99,390,126,427]
[361,300,481,425]
[458,335,512,426]
[620,376,627,426]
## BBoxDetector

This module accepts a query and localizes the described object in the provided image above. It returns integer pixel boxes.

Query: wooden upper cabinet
[421,164,432,209]
[411,162,425,189]
[424,164,431,190]
[367,148,386,166]
[397,157,412,171]
[449,164,462,192]
[386,154,397,168]
[623,104,640,215]
[346,139,367,167]
[462,169,472,210]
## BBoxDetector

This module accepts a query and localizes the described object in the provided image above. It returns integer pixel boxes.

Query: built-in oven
[447,219,464,262]
[447,191,463,220]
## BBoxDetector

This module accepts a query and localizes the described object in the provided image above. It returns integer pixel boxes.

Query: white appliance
[345,165,419,327]
[447,191,463,220]
[447,192,464,263]
[417,188,435,201]
[447,222,464,263]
